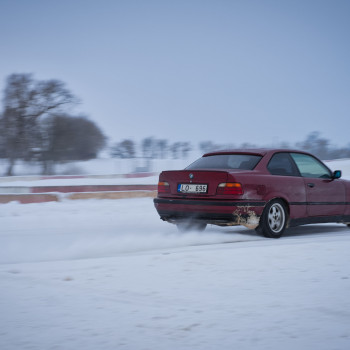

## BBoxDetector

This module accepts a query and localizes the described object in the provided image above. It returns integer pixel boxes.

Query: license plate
[178,184,208,193]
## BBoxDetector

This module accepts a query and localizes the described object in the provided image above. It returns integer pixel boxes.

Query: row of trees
[0,74,106,175]
[110,137,192,159]
[110,133,350,161]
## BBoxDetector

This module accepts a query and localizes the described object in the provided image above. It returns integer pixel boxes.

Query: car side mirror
[332,170,342,179]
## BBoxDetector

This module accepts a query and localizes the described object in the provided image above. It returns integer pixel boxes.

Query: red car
[154,149,350,238]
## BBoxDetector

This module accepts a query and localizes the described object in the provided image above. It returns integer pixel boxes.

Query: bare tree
[180,142,191,158]
[110,139,136,159]
[170,142,182,159]
[199,141,223,153]
[157,139,168,159]
[0,73,76,175]
[141,137,154,158]
[40,114,106,174]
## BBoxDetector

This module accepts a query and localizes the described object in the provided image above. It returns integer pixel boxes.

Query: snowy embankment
[0,173,159,203]
[1,158,350,349]
[0,158,162,203]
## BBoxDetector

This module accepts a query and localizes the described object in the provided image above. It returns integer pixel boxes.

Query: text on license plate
[178,184,208,193]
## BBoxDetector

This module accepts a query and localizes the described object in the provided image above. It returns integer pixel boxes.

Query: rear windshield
[186,154,262,170]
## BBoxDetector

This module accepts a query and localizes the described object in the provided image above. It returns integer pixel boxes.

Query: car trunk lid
[159,170,229,196]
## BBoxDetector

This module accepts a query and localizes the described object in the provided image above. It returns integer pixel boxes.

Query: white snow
[0,175,159,187]
[326,159,350,179]
[0,157,195,177]
[1,158,350,349]
[1,197,350,350]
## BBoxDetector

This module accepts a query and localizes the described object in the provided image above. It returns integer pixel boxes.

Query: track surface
[1,198,350,350]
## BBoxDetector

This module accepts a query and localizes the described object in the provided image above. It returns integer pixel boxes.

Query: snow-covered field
[0,156,197,177]
[1,158,350,350]
[0,175,159,187]
[1,197,350,350]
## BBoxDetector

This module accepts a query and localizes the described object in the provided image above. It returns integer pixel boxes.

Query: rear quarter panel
[231,172,307,219]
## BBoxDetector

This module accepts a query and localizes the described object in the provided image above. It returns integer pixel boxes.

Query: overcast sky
[0,0,349,147]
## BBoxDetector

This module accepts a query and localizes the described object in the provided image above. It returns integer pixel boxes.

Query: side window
[290,153,332,179]
[267,153,299,176]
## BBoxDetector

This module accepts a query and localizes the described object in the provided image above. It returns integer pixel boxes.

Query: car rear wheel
[258,199,288,238]
[176,221,207,232]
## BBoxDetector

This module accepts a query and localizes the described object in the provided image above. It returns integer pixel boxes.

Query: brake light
[158,181,170,193]
[217,183,243,195]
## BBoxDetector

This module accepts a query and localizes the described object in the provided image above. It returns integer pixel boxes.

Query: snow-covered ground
[0,175,159,187]
[1,158,350,350]
[1,197,350,350]
[0,156,198,177]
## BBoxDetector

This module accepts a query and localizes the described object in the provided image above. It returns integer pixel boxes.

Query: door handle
[307,183,315,188]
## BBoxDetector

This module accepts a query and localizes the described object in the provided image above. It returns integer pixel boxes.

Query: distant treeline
[110,138,192,159]
[110,132,350,161]
[1,73,349,177]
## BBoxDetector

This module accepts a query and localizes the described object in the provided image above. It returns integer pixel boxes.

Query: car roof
[203,148,311,157]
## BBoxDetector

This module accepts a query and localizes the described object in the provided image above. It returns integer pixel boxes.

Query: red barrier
[0,194,58,204]
[31,184,157,193]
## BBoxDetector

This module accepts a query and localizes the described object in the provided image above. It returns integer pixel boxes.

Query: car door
[290,153,345,217]
[266,152,308,219]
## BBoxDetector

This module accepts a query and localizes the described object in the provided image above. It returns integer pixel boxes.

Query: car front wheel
[258,199,288,238]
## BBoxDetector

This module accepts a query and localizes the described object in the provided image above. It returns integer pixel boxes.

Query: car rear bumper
[154,198,266,226]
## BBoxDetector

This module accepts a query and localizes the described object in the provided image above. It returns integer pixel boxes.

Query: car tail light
[217,183,243,195]
[158,181,170,193]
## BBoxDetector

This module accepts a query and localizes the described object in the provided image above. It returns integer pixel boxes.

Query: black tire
[258,199,288,238]
[176,221,207,232]
[347,224,350,228]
